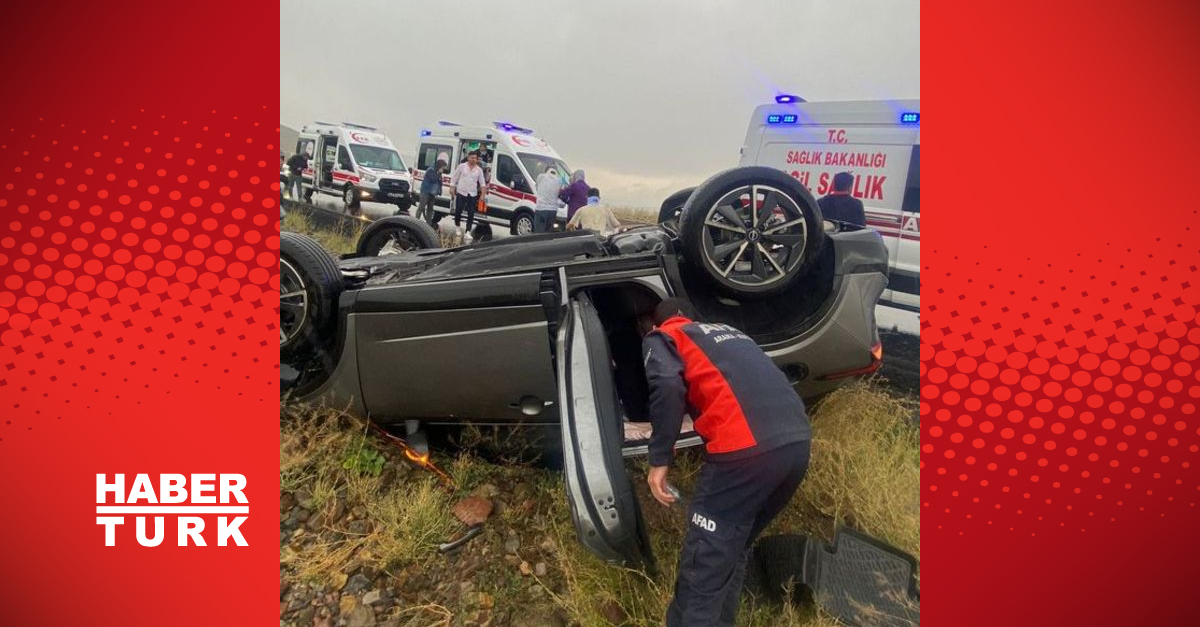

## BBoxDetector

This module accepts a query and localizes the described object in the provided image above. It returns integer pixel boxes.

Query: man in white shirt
[449,150,488,233]
[534,166,563,233]
[566,187,622,236]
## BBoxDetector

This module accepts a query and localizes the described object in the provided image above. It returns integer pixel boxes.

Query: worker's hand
[647,465,676,506]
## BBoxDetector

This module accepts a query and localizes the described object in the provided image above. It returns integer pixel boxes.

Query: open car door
[558,293,655,570]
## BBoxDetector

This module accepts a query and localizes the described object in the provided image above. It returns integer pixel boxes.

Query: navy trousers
[666,439,811,627]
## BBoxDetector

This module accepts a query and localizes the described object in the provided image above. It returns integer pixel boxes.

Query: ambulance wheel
[511,210,535,236]
[280,232,343,396]
[657,186,696,235]
[343,185,362,215]
[677,166,823,299]
[357,215,440,257]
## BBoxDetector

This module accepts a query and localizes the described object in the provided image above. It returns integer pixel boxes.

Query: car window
[349,145,405,171]
[496,154,531,193]
[417,143,452,171]
[901,144,919,214]
[337,147,353,171]
[517,153,571,187]
[295,138,314,160]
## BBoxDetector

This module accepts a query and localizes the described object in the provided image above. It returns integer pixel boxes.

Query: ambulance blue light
[766,114,782,124]
[782,114,797,124]
[900,112,920,124]
[419,129,431,137]
[775,94,801,104]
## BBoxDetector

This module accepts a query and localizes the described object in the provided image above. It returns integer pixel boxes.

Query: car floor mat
[750,527,920,627]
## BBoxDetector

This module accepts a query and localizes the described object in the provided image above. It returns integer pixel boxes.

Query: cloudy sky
[280,0,919,207]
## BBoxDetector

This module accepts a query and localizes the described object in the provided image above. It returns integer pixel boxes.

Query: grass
[279,382,918,627]
[281,209,361,255]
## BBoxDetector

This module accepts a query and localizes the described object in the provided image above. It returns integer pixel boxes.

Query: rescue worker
[642,298,811,627]
[533,165,562,233]
[817,171,866,227]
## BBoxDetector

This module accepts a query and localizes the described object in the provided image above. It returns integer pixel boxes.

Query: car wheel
[343,185,361,216]
[357,215,440,257]
[657,186,696,235]
[678,166,823,299]
[511,211,535,236]
[280,232,343,396]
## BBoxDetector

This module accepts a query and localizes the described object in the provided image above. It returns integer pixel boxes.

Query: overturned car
[279,166,888,567]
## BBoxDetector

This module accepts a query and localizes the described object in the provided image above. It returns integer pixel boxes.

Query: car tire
[511,210,535,236]
[356,215,440,257]
[657,186,696,235]
[343,185,361,216]
[677,166,823,299]
[280,231,343,365]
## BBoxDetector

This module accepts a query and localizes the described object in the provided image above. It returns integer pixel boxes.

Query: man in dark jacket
[416,159,445,225]
[643,298,811,627]
[817,171,866,227]
[285,152,309,201]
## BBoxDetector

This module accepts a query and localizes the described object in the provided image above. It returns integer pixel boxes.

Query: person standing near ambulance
[642,298,812,627]
[416,158,446,226]
[285,151,309,200]
[817,171,867,227]
[449,150,488,234]
[559,169,590,219]
[533,165,562,233]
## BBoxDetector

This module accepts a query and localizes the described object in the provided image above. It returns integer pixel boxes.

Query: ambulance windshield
[350,145,406,171]
[518,153,571,185]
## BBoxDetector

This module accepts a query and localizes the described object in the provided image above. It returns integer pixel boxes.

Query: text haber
[95,473,250,547]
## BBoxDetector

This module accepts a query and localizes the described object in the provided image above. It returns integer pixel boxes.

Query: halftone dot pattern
[0,109,280,442]
[922,233,1200,534]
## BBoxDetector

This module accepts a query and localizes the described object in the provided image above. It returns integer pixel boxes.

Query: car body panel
[291,227,888,417]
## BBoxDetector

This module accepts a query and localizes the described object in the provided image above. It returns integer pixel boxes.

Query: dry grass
[793,383,920,558]
[280,404,457,583]
[281,209,361,255]
[611,206,656,225]
[280,380,918,626]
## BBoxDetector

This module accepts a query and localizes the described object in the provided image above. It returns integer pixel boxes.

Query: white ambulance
[412,121,573,235]
[738,98,920,311]
[293,122,414,215]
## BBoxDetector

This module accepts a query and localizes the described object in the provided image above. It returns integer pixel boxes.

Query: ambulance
[412,121,573,235]
[738,98,920,311]
[293,122,414,215]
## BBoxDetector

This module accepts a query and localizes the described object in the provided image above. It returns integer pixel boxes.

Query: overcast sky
[280,0,919,207]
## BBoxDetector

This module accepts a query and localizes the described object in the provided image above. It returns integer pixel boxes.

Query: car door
[558,293,655,568]
[488,152,529,221]
[334,145,357,190]
[354,272,560,423]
